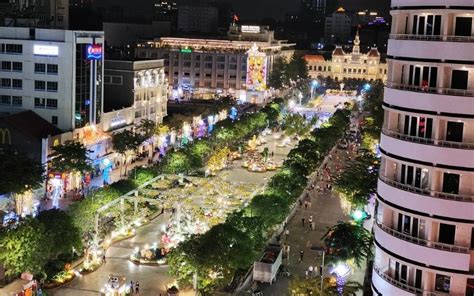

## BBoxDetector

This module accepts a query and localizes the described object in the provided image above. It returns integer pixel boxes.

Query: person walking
[301,216,305,227]
[135,281,140,294]
[308,215,313,224]
[130,281,134,293]
[304,200,308,210]
[285,229,290,240]
[299,250,304,262]
[102,254,106,264]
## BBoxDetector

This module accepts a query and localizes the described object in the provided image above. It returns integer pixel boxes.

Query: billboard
[86,44,102,60]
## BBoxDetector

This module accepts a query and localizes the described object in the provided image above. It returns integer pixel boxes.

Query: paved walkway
[259,144,366,295]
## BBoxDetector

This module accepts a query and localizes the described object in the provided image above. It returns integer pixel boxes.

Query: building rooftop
[0,111,62,139]
[332,46,345,56]
[367,47,380,57]
[304,55,325,62]
[138,37,294,52]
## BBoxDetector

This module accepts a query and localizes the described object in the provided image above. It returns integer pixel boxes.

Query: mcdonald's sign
[0,128,11,145]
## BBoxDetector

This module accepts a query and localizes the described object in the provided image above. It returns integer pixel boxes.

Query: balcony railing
[376,222,470,254]
[382,129,474,150]
[373,265,451,296]
[378,175,474,203]
[373,265,421,294]
[386,82,474,97]
[390,33,474,43]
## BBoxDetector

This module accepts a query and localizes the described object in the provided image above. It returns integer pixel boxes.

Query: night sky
[233,0,391,20]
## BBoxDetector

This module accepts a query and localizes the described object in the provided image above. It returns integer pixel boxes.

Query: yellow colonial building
[305,32,387,82]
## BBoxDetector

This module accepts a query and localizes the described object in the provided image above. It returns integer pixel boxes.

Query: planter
[43,271,75,289]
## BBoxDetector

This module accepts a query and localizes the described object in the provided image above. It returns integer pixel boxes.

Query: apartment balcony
[372,265,450,296]
[388,38,474,61]
[386,82,474,98]
[374,223,471,271]
[378,176,474,220]
[383,86,474,115]
[390,34,474,43]
[380,132,474,168]
[382,129,474,150]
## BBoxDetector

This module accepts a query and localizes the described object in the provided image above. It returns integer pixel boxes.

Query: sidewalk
[39,158,149,211]
[260,145,366,295]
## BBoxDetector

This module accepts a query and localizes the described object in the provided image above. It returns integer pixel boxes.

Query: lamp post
[320,249,325,293]
[310,80,318,100]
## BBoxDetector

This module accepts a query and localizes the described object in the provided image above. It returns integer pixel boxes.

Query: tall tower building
[372,1,474,295]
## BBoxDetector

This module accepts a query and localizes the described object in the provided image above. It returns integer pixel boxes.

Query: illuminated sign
[33,45,59,56]
[241,25,261,33]
[180,47,192,53]
[86,44,102,60]
[110,117,126,128]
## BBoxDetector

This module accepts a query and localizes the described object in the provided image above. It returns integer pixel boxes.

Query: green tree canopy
[0,218,48,276]
[49,141,91,174]
[37,209,83,258]
[334,151,379,208]
[322,221,373,267]
[0,148,44,194]
[112,130,141,155]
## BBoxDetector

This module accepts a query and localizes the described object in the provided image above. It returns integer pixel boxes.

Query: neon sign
[86,44,102,60]
[180,47,192,53]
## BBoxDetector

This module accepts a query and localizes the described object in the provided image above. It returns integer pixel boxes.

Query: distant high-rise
[324,7,351,44]
[5,0,69,29]
[177,0,218,34]
[372,0,474,295]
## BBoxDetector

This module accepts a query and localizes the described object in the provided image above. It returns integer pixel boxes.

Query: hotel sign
[34,45,59,56]
[241,25,261,33]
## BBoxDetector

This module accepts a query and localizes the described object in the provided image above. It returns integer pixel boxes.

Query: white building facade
[372,1,474,295]
[305,32,387,82]
[0,27,104,132]
[135,27,294,103]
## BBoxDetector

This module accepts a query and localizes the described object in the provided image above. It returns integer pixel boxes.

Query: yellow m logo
[0,128,11,145]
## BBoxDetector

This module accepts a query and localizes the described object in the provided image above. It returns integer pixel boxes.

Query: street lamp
[310,80,319,100]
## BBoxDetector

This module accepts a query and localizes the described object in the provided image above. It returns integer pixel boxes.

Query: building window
[46,98,58,109]
[204,55,212,61]
[1,78,11,88]
[34,97,46,108]
[11,96,22,106]
[435,274,450,293]
[1,61,11,71]
[0,95,11,105]
[47,81,58,92]
[183,61,191,67]
[52,116,58,125]
[217,63,225,69]
[12,62,22,72]
[195,62,201,68]
[35,63,46,73]
[205,63,212,69]
[5,44,22,54]
[35,80,46,90]
[47,64,58,74]
[12,79,22,89]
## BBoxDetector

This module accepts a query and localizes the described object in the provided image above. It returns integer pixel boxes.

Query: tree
[268,57,288,89]
[161,151,192,174]
[322,221,373,267]
[0,218,49,276]
[112,130,141,176]
[0,148,44,214]
[286,54,309,82]
[334,151,379,208]
[49,141,91,174]
[168,224,255,293]
[137,119,156,140]
[37,209,82,258]
[248,193,290,228]
[289,276,362,296]
[361,81,384,139]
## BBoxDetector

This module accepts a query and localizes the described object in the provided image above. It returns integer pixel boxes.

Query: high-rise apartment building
[6,0,69,29]
[372,1,474,295]
[325,7,352,44]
